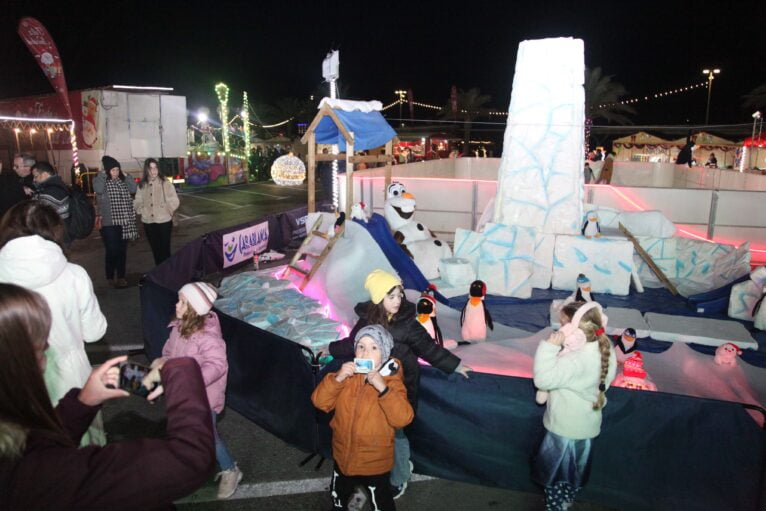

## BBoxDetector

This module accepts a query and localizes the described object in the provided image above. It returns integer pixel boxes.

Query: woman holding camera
[0,283,215,510]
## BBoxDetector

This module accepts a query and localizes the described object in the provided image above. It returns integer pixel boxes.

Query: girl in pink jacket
[154,281,241,500]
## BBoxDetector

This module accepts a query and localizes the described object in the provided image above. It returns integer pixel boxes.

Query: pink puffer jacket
[162,312,228,413]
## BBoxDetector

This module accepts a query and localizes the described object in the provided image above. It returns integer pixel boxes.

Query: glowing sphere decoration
[271,154,306,186]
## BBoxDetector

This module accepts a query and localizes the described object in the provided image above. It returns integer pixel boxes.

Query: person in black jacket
[0,169,26,220]
[0,282,215,511]
[327,269,471,499]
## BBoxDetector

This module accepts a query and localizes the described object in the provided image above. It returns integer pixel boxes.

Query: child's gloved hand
[335,362,355,383]
[365,370,387,393]
[455,363,472,379]
[546,331,566,347]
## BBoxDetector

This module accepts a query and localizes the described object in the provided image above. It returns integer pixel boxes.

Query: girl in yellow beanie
[326,269,471,499]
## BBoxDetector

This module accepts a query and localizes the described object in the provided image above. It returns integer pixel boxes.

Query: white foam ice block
[439,257,476,288]
[493,37,584,235]
[633,237,677,288]
[673,239,751,296]
[644,312,758,349]
[728,267,766,321]
[618,211,676,238]
[480,223,536,263]
[453,228,484,271]
[551,235,634,295]
[532,233,555,290]
[549,301,650,338]
[478,258,532,298]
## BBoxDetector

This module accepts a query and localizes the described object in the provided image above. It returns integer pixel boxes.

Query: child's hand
[455,363,472,379]
[365,370,387,393]
[335,362,355,383]
[547,331,566,346]
[149,357,167,370]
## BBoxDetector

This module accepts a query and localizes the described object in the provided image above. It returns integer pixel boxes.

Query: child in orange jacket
[312,325,414,511]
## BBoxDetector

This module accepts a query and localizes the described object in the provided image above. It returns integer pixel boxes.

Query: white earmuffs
[559,301,608,350]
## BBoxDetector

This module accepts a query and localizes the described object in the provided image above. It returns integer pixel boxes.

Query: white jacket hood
[0,235,68,289]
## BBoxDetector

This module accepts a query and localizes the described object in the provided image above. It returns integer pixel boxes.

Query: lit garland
[69,121,80,167]
[215,82,230,154]
[595,81,707,109]
[242,91,250,158]
[271,154,306,186]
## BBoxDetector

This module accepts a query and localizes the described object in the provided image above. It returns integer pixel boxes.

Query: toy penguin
[582,211,601,238]
[563,274,594,305]
[327,211,346,238]
[614,327,638,364]
[416,285,443,347]
[460,280,493,342]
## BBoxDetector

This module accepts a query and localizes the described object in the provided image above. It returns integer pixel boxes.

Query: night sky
[2,0,763,130]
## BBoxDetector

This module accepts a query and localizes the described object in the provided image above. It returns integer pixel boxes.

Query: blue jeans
[212,412,235,470]
[390,429,411,487]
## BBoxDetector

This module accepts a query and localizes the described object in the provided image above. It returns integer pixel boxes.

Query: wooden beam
[308,131,316,213]
[619,222,679,296]
[300,105,332,145]
[316,153,347,162]
[348,154,394,164]
[346,132,354,219]
[384,140,393,190]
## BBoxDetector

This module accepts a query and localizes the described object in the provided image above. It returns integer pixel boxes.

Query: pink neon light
[586,184,766,257]
[354,175,498,184]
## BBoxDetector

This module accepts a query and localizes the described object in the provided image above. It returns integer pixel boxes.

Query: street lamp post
[395,90,407,126]
[702,68,720,125]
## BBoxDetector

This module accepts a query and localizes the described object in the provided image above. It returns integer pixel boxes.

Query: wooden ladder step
[619,222,679,296]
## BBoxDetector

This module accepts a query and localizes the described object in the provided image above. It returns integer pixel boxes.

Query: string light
[215,82,230,155]
[242,91,250,160]
[595,81,707,109]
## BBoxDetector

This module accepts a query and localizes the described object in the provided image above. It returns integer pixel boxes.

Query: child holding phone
[532,300,616,511]
[149,281,241,500]
[312,325,414,511]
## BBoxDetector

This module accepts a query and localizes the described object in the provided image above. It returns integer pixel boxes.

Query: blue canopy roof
[314,109,397,152]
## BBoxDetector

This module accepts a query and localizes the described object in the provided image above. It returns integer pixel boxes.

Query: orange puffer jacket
[311,358,414,476]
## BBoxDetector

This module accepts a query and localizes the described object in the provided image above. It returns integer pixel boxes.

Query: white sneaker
[215,464,243,499]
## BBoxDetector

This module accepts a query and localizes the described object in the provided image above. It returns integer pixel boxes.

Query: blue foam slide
[687,273,749,303]
[692,295,730,315]
[354,214,449,304]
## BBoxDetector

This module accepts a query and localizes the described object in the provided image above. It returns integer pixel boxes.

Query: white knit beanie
[180,282,218,315]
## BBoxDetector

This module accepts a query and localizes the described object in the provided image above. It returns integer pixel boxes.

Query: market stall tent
[300,98,396,214]
[670,131,738,167]
[613,131,673,162]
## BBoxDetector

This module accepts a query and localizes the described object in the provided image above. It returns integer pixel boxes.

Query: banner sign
[222,221,269,268]
[17,17,72,117]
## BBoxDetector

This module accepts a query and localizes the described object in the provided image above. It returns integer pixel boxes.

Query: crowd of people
[0,153,618,510]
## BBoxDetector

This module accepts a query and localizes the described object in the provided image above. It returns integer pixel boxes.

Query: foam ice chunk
[531,233,555,289]
[551,235,634,295]
[478,259,532,298]
[728,267,766,321]
[644,312,758,349]
[633,237,677,288]
[439,257,476,288]
[493,38,584,235]
[618,211,676,238]
[453,227,485,270]
[673,239,751,296]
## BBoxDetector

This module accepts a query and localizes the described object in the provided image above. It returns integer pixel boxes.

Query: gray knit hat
[354,325,394,362]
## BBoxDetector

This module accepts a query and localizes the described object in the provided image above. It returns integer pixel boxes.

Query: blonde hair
[561,301,612,410]
[178,306,206,338]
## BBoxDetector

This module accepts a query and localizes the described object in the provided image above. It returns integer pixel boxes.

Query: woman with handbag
[93,155,138,288]
[133,158,180,265]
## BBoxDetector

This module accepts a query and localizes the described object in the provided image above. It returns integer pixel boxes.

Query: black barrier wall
[140,202,766,511]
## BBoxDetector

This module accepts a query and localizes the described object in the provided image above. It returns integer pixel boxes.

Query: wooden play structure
[300,100,396,216]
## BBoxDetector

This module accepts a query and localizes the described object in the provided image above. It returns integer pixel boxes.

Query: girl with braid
[532,301,616,511]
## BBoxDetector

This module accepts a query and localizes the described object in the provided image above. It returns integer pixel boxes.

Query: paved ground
[72,181,615,510]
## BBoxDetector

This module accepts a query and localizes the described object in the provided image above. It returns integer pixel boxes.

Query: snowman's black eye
[393,191,399,195]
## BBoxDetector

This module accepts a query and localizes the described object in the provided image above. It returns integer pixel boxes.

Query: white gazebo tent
[613,131,673,162]
[669,132,739,168]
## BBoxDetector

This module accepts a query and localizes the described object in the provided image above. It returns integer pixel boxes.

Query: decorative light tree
[242,91,251,156]
[215,82,230,155]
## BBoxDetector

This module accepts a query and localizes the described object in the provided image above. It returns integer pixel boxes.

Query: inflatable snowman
[384,182,452,279]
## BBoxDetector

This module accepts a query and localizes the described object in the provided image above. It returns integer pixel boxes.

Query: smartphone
[353,358,374,374]
[118,362,156,398]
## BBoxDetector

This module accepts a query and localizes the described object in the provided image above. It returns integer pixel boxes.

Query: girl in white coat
[0,201,108,445]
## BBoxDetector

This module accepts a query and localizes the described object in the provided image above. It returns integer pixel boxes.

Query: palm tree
[438,87,492,152]
[266,97,311,138]
[743,83,766,110]
[585,67,636,125]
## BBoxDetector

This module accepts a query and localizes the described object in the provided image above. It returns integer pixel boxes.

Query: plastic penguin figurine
[327,211,346,238]
[416,285,443,347]
[714,343,742,367]
[612,352,657,391]
[460,280,493,342]
[563,274,594,305]
[582,211,601,238]
[614,327,638,364]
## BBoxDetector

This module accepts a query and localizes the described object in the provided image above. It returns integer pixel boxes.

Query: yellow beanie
[364,269,402,304]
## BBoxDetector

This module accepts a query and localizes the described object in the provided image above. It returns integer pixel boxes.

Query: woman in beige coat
[134,158,180,265]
